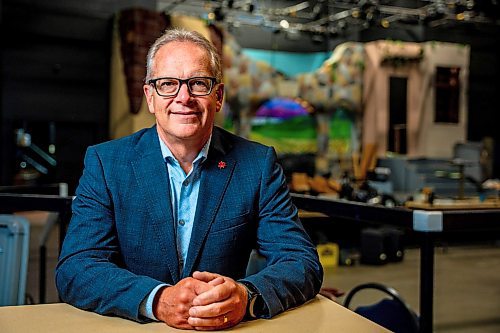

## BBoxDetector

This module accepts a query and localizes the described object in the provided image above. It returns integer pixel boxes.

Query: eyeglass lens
[155,77,214,96]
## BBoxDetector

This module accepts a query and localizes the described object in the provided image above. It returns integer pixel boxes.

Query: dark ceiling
[3,0,499,51]
[161,0,500,51]
[167,0,500,33]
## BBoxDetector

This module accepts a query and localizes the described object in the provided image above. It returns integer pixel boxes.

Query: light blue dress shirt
[139,134,211,320]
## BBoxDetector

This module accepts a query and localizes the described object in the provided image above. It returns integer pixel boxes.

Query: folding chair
[344,282,419,333]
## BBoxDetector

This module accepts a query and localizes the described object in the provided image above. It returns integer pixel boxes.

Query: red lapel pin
[218,161,226,169]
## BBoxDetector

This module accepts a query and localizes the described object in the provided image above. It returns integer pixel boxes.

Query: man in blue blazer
[56,28,322,330]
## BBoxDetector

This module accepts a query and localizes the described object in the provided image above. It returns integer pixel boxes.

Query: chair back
[344,282,419,333]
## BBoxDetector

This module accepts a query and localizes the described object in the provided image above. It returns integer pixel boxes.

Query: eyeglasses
[147,76,217,97]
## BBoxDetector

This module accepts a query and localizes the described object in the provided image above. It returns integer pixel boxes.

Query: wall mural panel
[223,31,364,163]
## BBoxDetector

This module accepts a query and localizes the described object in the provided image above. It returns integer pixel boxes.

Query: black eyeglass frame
[147,76,218,97]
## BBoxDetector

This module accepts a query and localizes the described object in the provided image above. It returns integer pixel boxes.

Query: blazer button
[178,219,185,226]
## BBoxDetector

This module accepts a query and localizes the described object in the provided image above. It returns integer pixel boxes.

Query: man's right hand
[153,277,224,329]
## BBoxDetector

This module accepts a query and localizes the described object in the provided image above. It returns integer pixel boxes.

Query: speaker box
[360,228,388,265]
[381,227,405,262]
[360,227,405,265]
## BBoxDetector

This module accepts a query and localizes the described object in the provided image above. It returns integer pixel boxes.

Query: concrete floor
[23,213,500,333]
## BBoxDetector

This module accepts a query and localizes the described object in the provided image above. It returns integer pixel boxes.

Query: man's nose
[175,82,191,102]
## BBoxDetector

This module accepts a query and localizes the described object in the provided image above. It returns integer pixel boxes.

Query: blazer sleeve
[55,146,161,322]
[242,147,323,318]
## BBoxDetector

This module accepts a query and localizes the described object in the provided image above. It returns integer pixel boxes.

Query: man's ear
[215,83,224,112]
[143,84,155,114]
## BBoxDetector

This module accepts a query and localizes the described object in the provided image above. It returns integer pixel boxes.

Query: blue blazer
[56,126,322,322]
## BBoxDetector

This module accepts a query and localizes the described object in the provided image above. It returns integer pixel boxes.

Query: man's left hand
[187,271,248,330]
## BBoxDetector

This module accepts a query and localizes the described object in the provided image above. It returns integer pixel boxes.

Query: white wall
[362,41,470,158]
[418,42,470,158]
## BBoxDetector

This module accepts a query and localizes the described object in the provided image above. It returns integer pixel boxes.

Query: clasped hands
[153,271,248,330]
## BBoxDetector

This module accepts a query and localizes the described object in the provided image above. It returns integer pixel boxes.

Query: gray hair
[145,28,222,83]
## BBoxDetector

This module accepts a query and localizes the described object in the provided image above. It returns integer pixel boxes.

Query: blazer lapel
[131,126,180,282]
[182,128,235,278]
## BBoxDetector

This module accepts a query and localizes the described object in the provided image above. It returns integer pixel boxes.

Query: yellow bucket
[317,242,339,268]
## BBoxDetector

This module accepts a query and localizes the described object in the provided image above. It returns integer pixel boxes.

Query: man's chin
[169,126,205,140]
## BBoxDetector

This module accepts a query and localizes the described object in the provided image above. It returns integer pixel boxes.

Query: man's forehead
[160,40,208,55]
[153,42,212,74]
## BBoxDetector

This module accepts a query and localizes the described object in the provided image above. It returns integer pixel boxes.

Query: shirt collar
[158,134,211,166]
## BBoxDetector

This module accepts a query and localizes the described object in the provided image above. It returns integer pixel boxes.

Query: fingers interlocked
[188,311,232,330]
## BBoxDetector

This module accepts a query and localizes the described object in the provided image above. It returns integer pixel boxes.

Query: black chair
[344,282,419,333]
